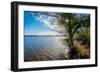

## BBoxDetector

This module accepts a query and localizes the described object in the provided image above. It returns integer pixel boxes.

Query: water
[24,36,69,61]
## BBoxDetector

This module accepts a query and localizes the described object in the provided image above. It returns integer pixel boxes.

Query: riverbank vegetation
[59,13,90,59]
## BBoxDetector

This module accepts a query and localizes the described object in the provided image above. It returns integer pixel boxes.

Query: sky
[24,11,65,35]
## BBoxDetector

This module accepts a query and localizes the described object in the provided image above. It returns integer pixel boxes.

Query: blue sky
[24,11,64,35]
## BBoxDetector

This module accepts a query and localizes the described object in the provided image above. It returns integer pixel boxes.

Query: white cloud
[31,12,65,32]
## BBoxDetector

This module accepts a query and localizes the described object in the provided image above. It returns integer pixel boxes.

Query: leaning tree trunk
[67,17,78,59]
[67,37,78,59]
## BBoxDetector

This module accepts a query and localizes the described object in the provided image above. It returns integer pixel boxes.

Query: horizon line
[24,35,67,37]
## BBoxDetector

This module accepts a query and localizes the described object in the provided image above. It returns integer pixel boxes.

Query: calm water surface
[24,36,69,61]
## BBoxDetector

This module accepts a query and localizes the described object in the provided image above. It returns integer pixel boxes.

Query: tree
[59,13,90,59]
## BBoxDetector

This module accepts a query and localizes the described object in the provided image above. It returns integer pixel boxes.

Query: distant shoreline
[24,35,67,37]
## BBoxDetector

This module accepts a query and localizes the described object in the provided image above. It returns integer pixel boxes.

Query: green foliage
[59,13,90,39]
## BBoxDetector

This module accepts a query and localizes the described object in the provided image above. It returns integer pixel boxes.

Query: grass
[75,44,90,59]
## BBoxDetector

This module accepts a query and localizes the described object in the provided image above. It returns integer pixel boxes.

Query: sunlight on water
[24,36,69,61]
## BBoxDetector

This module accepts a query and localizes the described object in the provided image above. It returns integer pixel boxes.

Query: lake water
[24,36,69,61]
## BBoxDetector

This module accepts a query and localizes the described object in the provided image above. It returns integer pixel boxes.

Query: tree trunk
[67,38,78,59]
[67,16,78,59]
